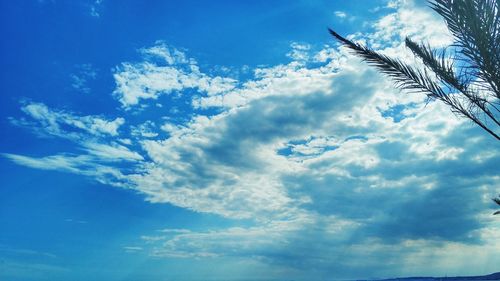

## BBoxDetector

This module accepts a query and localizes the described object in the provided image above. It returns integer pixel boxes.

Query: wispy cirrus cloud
[334,11,347,19]
[70,63,97,94]
[11,102,124,139]
[6,102,140,186]
[89,0,103,17]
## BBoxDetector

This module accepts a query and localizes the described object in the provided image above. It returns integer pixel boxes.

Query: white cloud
[113,43,237,108]
[334,11,347,19]
[370,0,452,48]
[2,152,133,187]
[5,0,500,277]
[139,211,500,278]
[7,102,142,186]
[70,63,97,94]
[89,0,103,17]
[149,216,313,259]
[14,102,124,139]
[123,246,143,253]
[286,42,311,62]
[130,120,159,138]
[4,153,89,172]
[81,142,144,161]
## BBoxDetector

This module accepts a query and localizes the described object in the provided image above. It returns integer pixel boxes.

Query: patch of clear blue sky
[0,1,389,280]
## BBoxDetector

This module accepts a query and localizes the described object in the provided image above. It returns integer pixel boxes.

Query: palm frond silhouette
[329,0,500,140]
[493,195,500,215]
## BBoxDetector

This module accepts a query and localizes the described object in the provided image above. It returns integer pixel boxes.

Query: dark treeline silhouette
[358,271,500,281]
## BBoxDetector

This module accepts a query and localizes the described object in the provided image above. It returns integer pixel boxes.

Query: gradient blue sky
[1,1,499,280]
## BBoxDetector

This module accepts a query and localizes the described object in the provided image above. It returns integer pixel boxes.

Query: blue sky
[1,0,499,280]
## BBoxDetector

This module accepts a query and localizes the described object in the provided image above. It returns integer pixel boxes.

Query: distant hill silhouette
[359,272,500,281]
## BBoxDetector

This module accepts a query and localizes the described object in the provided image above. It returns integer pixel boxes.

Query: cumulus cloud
[130,120,159,138]
[368,0,453,48]
[286,42,311,62]
[5,0,500,278]
[113,42,237,108]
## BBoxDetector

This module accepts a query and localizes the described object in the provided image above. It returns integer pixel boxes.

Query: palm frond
[492,195,500,215]
[406,38,500,129]
[493,196,500,206]
[329,28,500,140]
[328,29,444,99]
[405,38,461,91]
[429,0,500,99]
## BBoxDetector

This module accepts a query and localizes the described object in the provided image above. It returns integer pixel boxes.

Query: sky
[0,0,499,280]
